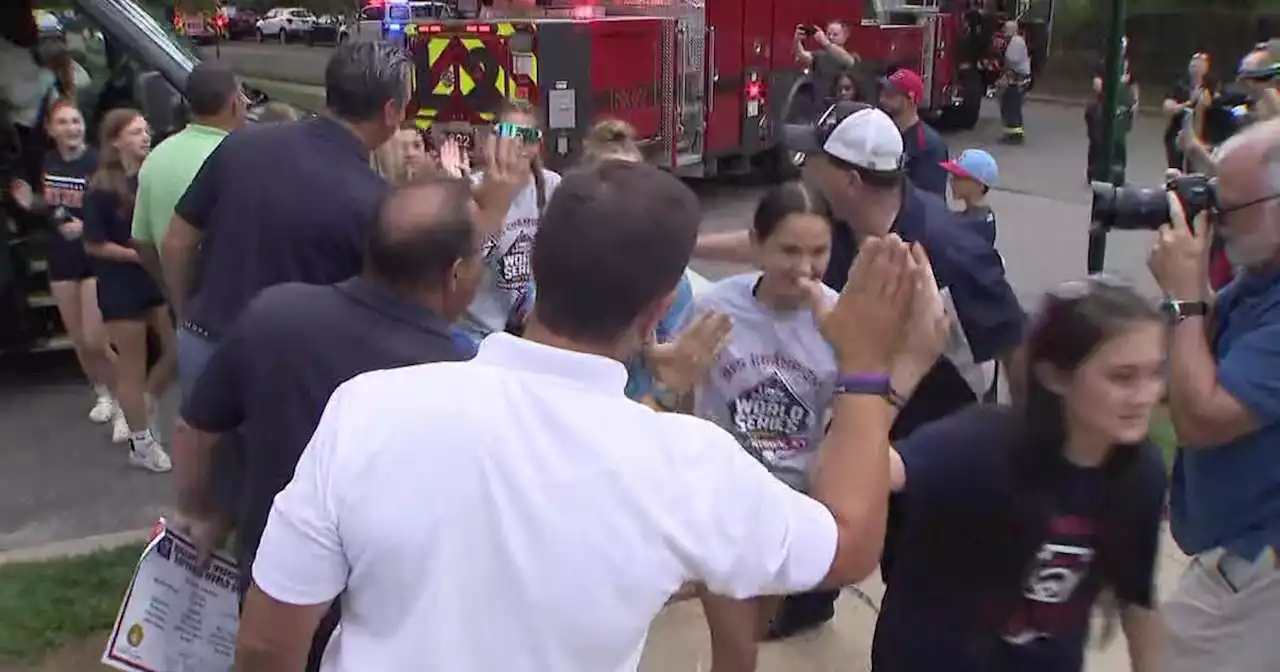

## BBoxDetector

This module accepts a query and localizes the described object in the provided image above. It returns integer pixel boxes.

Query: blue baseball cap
[940,149,998,188]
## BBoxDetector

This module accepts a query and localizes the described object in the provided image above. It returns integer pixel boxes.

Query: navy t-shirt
[962,204,997,247]
[40,148,98,276]
[824,183,1023,438]
[902,120,950,197]
[175,117,387,338]
[82,180,163,303]
[872,407,1168,672]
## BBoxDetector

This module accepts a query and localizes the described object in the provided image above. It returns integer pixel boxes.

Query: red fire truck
[405,0,1053,177]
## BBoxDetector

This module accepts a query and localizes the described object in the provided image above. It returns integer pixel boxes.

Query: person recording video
[1163,53,1217,171]
[1179,44,1280,175]
[794,21,860,108]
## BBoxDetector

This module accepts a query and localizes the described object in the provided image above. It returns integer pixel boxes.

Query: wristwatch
[1161,299,1209,323]
[834,374,907,409]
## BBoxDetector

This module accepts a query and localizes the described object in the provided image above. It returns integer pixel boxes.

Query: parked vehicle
[306,15,348,46]
[222,5,259,40]
[256,7,316,44]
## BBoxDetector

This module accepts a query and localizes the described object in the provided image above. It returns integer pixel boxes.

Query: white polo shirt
[252,333,838,672]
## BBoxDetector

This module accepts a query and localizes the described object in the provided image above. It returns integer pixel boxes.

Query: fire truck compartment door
[415,25,524,126]
[704,0,746,155]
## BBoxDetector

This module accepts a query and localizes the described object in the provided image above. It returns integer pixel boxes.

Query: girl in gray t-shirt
[678,181,839,670]
[458,102,561,342]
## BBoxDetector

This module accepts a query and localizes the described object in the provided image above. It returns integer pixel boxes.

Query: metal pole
[1086,0,1127,274]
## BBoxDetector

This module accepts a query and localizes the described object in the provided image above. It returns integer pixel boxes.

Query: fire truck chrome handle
[707,26,716,113]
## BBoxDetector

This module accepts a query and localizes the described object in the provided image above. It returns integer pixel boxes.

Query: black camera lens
[1090,182,1170,231]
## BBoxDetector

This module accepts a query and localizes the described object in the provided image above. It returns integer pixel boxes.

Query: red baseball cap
[882,68,925,104]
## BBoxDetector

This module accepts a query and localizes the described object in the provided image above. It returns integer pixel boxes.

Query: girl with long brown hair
[82,108,175,473]
[455,100,560,343]
[9,98,116,429]
[371,122,432,185]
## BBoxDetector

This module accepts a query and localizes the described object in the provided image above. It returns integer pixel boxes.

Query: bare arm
[85,241,141,264]
[1001,342,1027,403]
[160,215,203,320]
[694,230,753,264]
[1168,315,1260,447]
[134,241,164,290]
[794,35,814,65]
[1120,604,1164,672]
[173,425,221,517]
[236,586,332,672]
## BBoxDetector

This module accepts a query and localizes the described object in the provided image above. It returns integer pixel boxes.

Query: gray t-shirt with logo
[680,273,839,491]
[458,169,561,340]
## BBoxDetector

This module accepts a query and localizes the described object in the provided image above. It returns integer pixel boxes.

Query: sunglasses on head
[1046,273,1133,303]
[494,122,542,144]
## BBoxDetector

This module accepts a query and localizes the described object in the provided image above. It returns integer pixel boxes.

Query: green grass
[1148,407,1178,472]
[0,545,142,663]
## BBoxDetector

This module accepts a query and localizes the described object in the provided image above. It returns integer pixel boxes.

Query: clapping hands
[647,311,733,395]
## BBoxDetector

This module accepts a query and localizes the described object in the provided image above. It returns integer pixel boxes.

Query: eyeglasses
[1214,192,1280,227]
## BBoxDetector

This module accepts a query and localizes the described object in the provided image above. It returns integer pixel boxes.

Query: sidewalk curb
[0,528,151,567]
[1026,91,1166,117]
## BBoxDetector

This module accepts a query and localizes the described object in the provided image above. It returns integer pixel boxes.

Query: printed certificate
[102,521,240,672]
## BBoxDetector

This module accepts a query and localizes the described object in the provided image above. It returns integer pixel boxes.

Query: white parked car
[256,7,316,44]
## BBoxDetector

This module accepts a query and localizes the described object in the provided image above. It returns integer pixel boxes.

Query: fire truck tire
[939,71,983,131]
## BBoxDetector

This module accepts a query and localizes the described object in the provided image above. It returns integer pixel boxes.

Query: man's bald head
[364,177,479,295]
[1213,119,1280,269]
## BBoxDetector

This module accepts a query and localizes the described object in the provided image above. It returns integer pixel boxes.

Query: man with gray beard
[1151,119,1280,671]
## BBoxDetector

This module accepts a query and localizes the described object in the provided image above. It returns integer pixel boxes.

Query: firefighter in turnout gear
[997,20,1031,144]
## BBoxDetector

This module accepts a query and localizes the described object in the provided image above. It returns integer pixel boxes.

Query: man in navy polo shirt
[694,101,1025,636]
[1152,121,1280,670]
[879,69,950,197]
[171,177,482,672]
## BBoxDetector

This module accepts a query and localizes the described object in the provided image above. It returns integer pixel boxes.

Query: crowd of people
[4,29,1280,672]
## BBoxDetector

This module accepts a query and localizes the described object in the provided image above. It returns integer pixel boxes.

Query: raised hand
[8,179,33,211]
[439,138,469,179]
[819,234,916,374]
[893,244,951,391]
[646,311,733,395]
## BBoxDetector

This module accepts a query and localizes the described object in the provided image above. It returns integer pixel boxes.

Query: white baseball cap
[781,102,905,174]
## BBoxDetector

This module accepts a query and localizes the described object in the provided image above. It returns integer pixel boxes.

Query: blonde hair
[582,118,641,164]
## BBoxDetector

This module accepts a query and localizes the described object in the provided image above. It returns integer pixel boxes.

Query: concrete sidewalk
[638,525,1189,672]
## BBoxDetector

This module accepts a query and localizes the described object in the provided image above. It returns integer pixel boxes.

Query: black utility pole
[1087,0,1127,274]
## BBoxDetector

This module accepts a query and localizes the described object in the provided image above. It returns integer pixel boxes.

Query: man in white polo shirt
[235,160,946,671]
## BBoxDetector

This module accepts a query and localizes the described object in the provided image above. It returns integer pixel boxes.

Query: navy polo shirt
[180,278,465,586]
[823,182,1023,438]
[175,117,388,339]
[1170,269,1280,560]
[902,120,950,197]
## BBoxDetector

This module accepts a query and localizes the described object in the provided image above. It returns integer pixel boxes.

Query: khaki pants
[1164,546,1280,671]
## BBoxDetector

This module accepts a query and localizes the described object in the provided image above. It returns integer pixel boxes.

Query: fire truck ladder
[876,0,940,109]
[673,11,707,166]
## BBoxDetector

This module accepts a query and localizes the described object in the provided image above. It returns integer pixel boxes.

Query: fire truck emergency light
[747,81,763,99]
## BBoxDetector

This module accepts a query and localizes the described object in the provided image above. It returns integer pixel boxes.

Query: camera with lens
[1090,173,1216,231]
[798,24,818,37]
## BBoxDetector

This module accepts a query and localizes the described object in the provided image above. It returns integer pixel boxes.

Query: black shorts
[96,264,165,322]
[46,239,94,283]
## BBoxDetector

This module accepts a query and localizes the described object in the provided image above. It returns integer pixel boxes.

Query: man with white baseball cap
[696,102,1026,637]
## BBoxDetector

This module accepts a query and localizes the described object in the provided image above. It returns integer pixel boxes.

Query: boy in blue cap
[940,148,999,246]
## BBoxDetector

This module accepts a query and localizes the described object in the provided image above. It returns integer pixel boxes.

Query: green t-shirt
[131,124,228,248]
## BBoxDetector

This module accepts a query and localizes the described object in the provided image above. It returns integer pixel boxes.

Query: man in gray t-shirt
[682,273,838,491]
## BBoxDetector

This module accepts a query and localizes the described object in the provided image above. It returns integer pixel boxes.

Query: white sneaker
[128,433,172,473]
[111,409,130,444]
[89,389,116,424]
